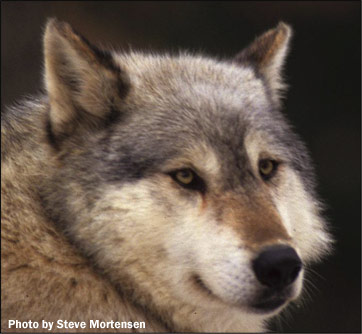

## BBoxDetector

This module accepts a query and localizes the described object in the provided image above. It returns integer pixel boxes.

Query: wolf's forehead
[116,52,270,111]
[103,53,301,183]
[117,53,274,138]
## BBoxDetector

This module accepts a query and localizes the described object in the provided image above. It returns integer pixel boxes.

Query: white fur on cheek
[272,170,332,263]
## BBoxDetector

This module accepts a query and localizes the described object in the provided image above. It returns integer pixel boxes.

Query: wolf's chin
[190,273,297,316]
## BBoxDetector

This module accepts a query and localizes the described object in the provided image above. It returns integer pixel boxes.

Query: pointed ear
[43,19,130,142]
[234,22,292,105]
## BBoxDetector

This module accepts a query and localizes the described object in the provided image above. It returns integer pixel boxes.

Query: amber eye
[175,169,194,185]
[169,168,206,193]
[259,159,278,180]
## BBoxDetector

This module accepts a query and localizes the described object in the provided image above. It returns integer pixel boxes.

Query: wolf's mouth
[191,274,214,296]
[251,287,292,313]
[192,274,292,313]
[251,297,287,312]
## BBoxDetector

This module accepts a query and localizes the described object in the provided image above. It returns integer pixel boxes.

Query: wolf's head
[43,19,332,332]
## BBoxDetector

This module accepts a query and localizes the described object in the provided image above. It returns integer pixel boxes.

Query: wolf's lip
[192,274,289,312]
[251,297,287,312]
[251,284,293,312]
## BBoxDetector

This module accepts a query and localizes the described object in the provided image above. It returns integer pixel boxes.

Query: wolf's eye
[258,159,278,180]
[175,169,194,184]
[169,169,206,193]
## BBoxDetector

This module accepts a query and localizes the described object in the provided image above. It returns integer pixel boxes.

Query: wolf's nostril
[252,245,302,289]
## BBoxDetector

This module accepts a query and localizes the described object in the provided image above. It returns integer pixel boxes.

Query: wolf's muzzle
[252,245,302,290]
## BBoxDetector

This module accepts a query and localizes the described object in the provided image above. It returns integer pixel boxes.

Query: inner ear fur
[43,18,130,141]
[234,22,292,105]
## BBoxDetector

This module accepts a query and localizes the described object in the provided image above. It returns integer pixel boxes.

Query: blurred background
[1,2,360,332]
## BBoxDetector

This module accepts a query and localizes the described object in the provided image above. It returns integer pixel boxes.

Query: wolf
[1,19,332,332]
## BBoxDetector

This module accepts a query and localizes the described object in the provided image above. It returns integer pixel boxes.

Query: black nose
[252,245,302,290]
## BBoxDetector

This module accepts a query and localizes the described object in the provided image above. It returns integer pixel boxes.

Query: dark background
[1,2,360,333]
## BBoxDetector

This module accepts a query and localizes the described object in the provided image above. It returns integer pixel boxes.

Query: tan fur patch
[210,191,291,250]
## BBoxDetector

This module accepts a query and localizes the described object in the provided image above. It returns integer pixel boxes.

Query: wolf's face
[43,20,332,330]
